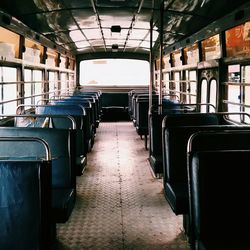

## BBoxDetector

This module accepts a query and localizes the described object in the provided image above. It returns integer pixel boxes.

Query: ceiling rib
[90,0,107,52]
[134,0,158,52]
[134,30,150,52]
[69,11,96,52]
[123,0,145,52]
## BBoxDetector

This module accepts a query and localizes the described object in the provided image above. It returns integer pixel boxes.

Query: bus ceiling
[0,0,249,58]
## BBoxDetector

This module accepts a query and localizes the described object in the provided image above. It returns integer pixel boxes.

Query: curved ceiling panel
[0,0,249,56]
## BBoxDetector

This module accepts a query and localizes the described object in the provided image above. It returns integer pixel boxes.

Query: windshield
[80,59,149,86]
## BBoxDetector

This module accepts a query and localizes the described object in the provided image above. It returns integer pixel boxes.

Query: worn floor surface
[56,122,188,250]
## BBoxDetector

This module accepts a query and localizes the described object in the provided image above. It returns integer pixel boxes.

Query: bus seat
[50,100,95,151]
[162,113,221,215]
[0,138,52,250]
[149,98,180,175]
[162,115,250,216]
[187,131,250,250]
[101,92,129,121]
[36,105,88,173]
[0,127,76,223]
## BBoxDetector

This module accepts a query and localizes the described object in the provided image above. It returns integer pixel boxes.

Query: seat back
[0,127,74,189]
[0,137,52,250]
[162,113,220,214]
[187,130,250,249]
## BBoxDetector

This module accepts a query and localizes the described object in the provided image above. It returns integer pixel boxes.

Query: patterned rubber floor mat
[55,122,188,250]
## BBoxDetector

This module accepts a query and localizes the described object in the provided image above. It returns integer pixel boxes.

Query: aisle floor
[56,122,188,250]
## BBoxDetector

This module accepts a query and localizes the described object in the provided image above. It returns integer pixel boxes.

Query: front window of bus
[80,59,149,86]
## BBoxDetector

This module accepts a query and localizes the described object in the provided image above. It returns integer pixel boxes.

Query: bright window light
[80,59,149,86]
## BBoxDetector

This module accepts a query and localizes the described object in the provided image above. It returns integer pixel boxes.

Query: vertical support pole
[158,0,164,115]
[17,36,25,110]
[148,0,155,156]
[43,69,49,104]
[149,18,153,115]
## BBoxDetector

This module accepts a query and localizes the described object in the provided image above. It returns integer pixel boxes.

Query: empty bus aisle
[55,122,188,250]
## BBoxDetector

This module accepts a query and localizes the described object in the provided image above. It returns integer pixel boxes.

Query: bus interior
[0,0,250,249]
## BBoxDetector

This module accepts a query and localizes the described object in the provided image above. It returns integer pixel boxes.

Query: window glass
[174,72,180,100]
[34,70,42,105]
[200,79,208,112]
[60,56,66,68]
[226,21,250,57]
[172,50,182,67]
[0,67,17,114]
[23,39,42,64]
[242,65,250,123]
[188,70,197,103]
[46,48,57,67]
[24,69,43,105]
[163,72,170,95]
[227,65,241,121]
[24,69,32,105]
[69,58,75,70]
[49,71,56,98]
[201,34,221,61]
[69,73,75,89]
[163,54,171,69]
[0,27,20,59]
[209,79,217,112]
[184,43,199,65]
[80,59,149,86]
[60,73,68,94]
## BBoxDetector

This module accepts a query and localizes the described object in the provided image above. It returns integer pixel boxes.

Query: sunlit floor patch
[56,122,188,250]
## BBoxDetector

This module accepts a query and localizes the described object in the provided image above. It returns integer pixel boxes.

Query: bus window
[183,70,197,104]
[242,65,250,123]
[46,48,57,67]
[189,70,197,104]
[174,72,180,100]
[23,39,42,64]
[209,79,217,112]
[227,65,241,122]
[201,34,221,61]
[49,71,56,98]
[200,79,208,113]
[34,70,42,105]
[184,43,199,65]
[172,50,182,67]
[24,69,43,105]
[80,59,149,86]
[69,73,75,90]
[60,56,67,69]
[226,21,250,57]
[24,69,32,105]
[163,72,170,95]
[0,27,20,59]
[60,73,68,94]
[163,54,171,69]
[0,67,17,114]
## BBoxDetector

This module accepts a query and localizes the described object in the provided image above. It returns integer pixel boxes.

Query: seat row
[161,112,250,249]
[0,89,102,249]
[129,89,250,248]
